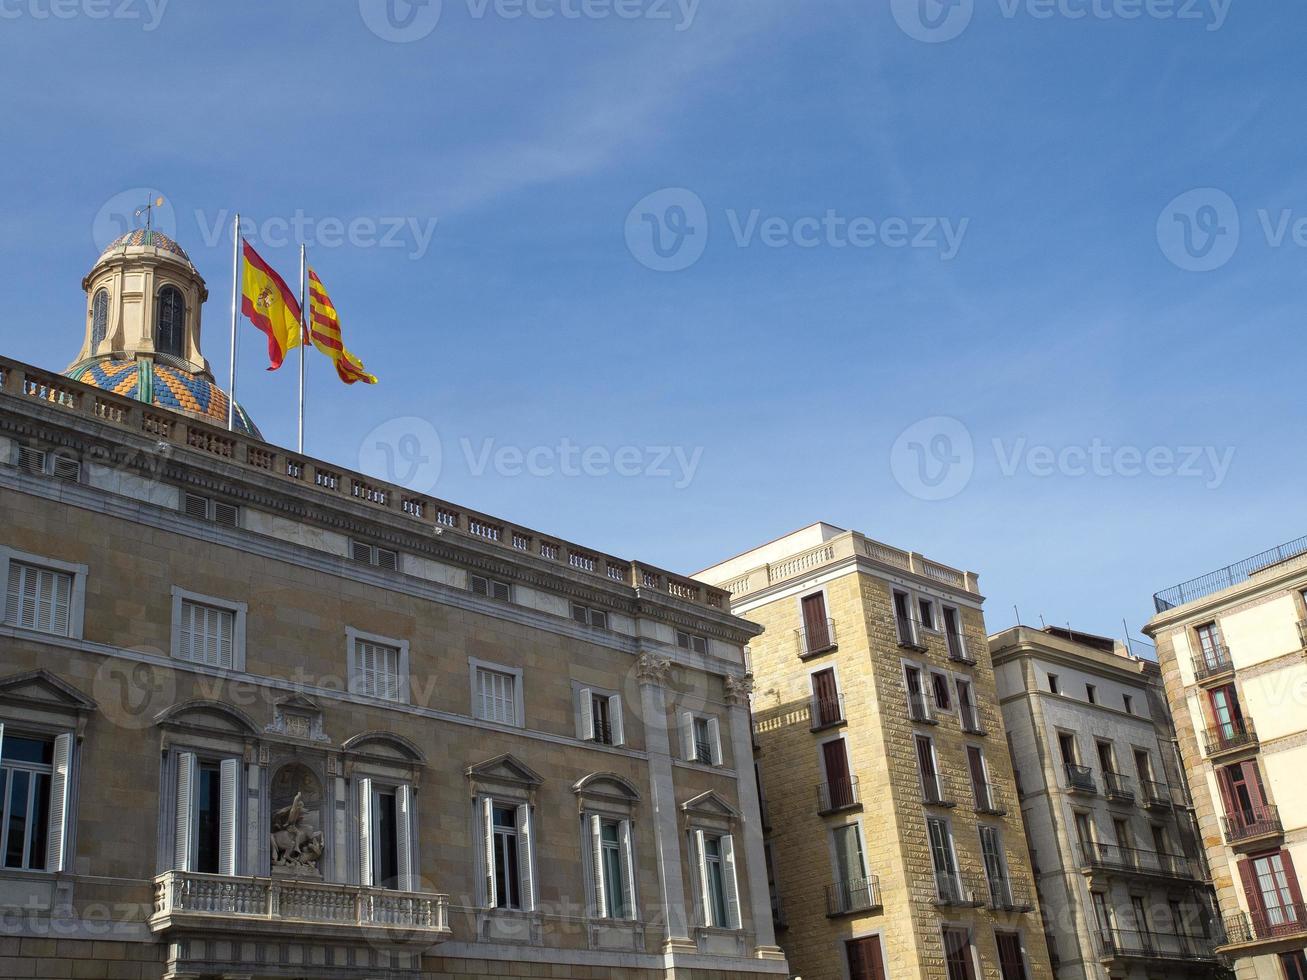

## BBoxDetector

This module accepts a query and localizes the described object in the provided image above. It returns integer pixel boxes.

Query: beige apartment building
[698,524,1052,980]
[1146,537,1307,980]
[990,625,1223,980]
[0,228,789,979]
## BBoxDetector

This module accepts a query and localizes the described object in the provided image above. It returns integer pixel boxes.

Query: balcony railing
[1222,805,1283,845]
[923,778,955,808]
[908,692,937,724]
[591,719,614,745]
[1099,929,1216,961]
[1079,843,1197,880]
[1139,779,1173,809]
[1202,719,1258,757]
[150,871,450,945]
[896,614,927,650]
[935,871,984,907]
[811,693,845,730]
[946,630,976,665]
[1192,646,1234,682]
[987,874,1033,911]
[796,618,837,657]
[825,874,882,916]
[817,776,861,814]
[959,702,985,735]
[973,782,1006,815]
[1223,904,1307,944]
[1064,763,1095,793]
[1103,771,1135,803]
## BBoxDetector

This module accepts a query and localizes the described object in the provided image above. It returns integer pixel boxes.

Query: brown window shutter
[1281,849,1306,908]
[1239,857,1266,927]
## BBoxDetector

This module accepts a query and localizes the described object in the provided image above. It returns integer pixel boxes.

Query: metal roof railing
[1153,535,1307,612]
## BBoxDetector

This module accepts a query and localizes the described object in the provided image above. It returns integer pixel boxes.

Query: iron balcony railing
[935,870,985,907]
[973,782,1006,815]
[1103,771,1135,803]
[959,701,985,735]
[1153,534,1307,612]
[946,630,976,665]
[817,776,860,814]
[922,778,955,808]
[811,693,845,730]
[1064,763,1096,793]
[825,874,882,917]
[1139,779,1174,809]
[1222,805,1282,845]
[1099,929,1216,961]
[1202,719,1258,756]
[1223,904,1307,944]
[896,614,927,650]
[1192,645,1234,682]
[1079,843,1197,880]
[796,618,837,657]
[908,692,937,724]
[591,719,614,745]
[987,874,1033,911]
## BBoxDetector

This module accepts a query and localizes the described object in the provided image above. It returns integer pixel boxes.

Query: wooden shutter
[174,753,196,871]
[847,936,886,980]
[578,689,595,741]
[996,933,1027,980]
[824,740,852,807]
[693,829,711,926]
[619,819,636,920]
[1281,848,1306,908]
[4,565,19,625]
[590,814,607,917]
[707,717,723,766]
[680,712,695,762]
[516,804,535,912]
[218,758,239,876]
[609,696,624,746]
[482,797,497,908]
[396,783,414,892]
[45,732,72,873]
[801,593,829,649]
[1239,858,1266,928]
[357,778,373,886]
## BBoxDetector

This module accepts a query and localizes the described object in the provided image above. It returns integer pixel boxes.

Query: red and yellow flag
[241,242,302,370]
[307,268,377,385]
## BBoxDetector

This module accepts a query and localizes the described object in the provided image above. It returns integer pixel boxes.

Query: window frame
[574,683,625,746]
[570,602,609,630]
[679,710,724,767]
[0,727,72,874]
[470,574,512,602]
[470,658,524,728]
[477,794,536,912]
[90,287,110,350]
[169,586,247,672]
[155,284,186,357]
[346,627,411,704]
[0,548,88,640]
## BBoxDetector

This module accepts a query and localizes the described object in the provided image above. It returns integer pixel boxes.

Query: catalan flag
[307,268,378,385]
[241,241,302,371]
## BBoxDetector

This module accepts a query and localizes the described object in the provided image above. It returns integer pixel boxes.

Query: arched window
[156,286,185,357]
[90,289,109,351]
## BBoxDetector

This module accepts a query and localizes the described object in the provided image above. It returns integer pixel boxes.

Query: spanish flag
[307,268,378,385]
[241,241,302,370]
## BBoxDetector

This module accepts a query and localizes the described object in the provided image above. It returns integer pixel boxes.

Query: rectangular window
[927,818,956,878]
[178,600,235,668]
[1058,732,1078,765]
[967,746,992,810]
[1047,673,1060,694]
[832,823,867,885]
[943,927,977,980]
[823,738,855,809]
[590,816,634,920]
[350,540,398,570]
[493,804,522,909]
[931,673,952,711]
[811,668,842,727]
[477,667,518,725]
[5,562,72,636]
[1123,693,1134,715]
[374,788,400,888]
[800,592,832,653]
[579,688,624,746]
[354,640,402,702]
[943,606,969,661]
[894,591,917,645]
[1074,812,1095,851]
[980,825,1007,903]
[681,712,722,766]
[1085,683,1097,704]
[470,575,511,601]
[570,603,608,629]
[194,762,224,874]
[173,753,238,878]
[995,932,1028,980]
[918,597,935,630]
[0,734,55,871]
[917,736,943,803]
[846,936,886,980]
[1208,683,1245,740]
[1112,818,1131,851]
[185,493,239,528]
[1196,622,1224,668]
[1280,951,1307,980]
[957,679,981,732]
[693,832,740,929]
[676,630,709,655]
[1134,749,1153,783]
[1252,852,1302,929]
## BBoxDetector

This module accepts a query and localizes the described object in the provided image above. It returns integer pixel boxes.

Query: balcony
[973,783,1007,816]
[987,874,1034,912]
[1064,763,1096,794]
[1079,843,1198,882]
[908,692,938,724]
[1102,771,1135,804]
[959,702,986,735]
[946,629,977,665]
[1139,779,1174,810]
[1202,719,1258,758]
[796,618,837,658]
[810,693,846,731]
[935,871,985,908]
[1223,904,1307,946]
[896,614,927,651]
[150,871,451,948]
[1222,805,1283,849]
[825,874,882,917]
[817,776,861,815]
[1099,929,1216,962]
[1192,646,1234,684]
[923,779,956,809]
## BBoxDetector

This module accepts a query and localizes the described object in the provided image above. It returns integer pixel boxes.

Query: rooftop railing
[1154,534,1307,612]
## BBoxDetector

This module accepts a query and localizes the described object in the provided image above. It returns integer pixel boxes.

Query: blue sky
[1,0,1300,642]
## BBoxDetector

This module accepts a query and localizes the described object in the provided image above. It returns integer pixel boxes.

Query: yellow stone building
[698,524,1052,980]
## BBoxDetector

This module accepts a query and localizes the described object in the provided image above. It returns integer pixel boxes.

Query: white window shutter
[693,829,711,926]
[45,732,72,873]
[5,566,18,625]
[396,783,414,892]
[174,752,196,871]
[590,814,607,918]
[579,688,595,741]
[619,819,637,921]
[218,758,239,876]
[357,778,373,886]
[680,712,695,762]
[609,695,625,746]
[707,717,723,766]
[721,834,742,930]
[516,803,535,912]
[482,797,497,908]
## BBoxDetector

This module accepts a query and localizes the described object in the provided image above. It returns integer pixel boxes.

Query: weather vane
[134,195,165,234]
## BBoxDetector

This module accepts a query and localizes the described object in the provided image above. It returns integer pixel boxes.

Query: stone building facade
[990,625,1223,980]
[1146,538,1307,980]
[0,230,788,979]
[697,524,1052,980]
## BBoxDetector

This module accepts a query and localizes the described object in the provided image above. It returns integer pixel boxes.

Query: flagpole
[227,213,241,431]
[298,243,306,454]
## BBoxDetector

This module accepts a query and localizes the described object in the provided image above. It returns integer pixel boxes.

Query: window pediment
[573,772,641,803]
[0,669,96,716]
[681,790,739,820]
[466,753,543,795]
[341,730,425,764]
[155,698,259,736]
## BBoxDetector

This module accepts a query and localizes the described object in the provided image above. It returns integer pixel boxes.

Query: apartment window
[811,668,843,728]
[918,597,936,630]
[474,662,522,726]
[967,746,993,810]
[350,540,398,570]
[348,631,407,703]
[1241,851,1304,932]
[1151,824,1169,856]
[906,665,933,722]
[995,932,1028,980]
[5,562,72,636]
[832,822,869,908]
[943,927,977,980]
[822,738,856,809]
[1057,732,1078,766]
[1085,683,1097,704]
[1112,818,1132,851]
[692,830,741,929]
[931,672,952,712]
[1047,673,1060,694]
[1195,622,1224,669]
[1280,951,1307,980]
[928,818,958,894]
[173,752,239,876]
[1074,812,1096,852]
[1208,683,1246,741]
[846,936,886,980]
[1131,896,1151,942]
[1092,891,1113,937]
[800,591,833,653]
[588,815,635,920]
[677,630,708,655]
[1096,740,1116,775]
[184,493,239,529]
[570,603,608,629]
[957,679,981,732]
[358,778,414,890]
[980,825,1008,903]
[916,735,944,803]
[578,688,624,746]
[1219,760,1269,825]
[1122,693,1134,715]
[483,799,534,911]
[470,575,511,601]
[0,731,72,873]
[1134,748,1154,784]
[680,712,722,765]
[893,591,918,645]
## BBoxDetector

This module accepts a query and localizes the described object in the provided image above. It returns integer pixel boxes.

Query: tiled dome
[66,356,261,438]
[98,229,192,264]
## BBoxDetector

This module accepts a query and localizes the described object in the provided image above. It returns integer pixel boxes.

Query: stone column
[724,674,785,960]
[638,653,696,953]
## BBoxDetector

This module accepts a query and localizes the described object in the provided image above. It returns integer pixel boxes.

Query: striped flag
[307,268,378,385]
